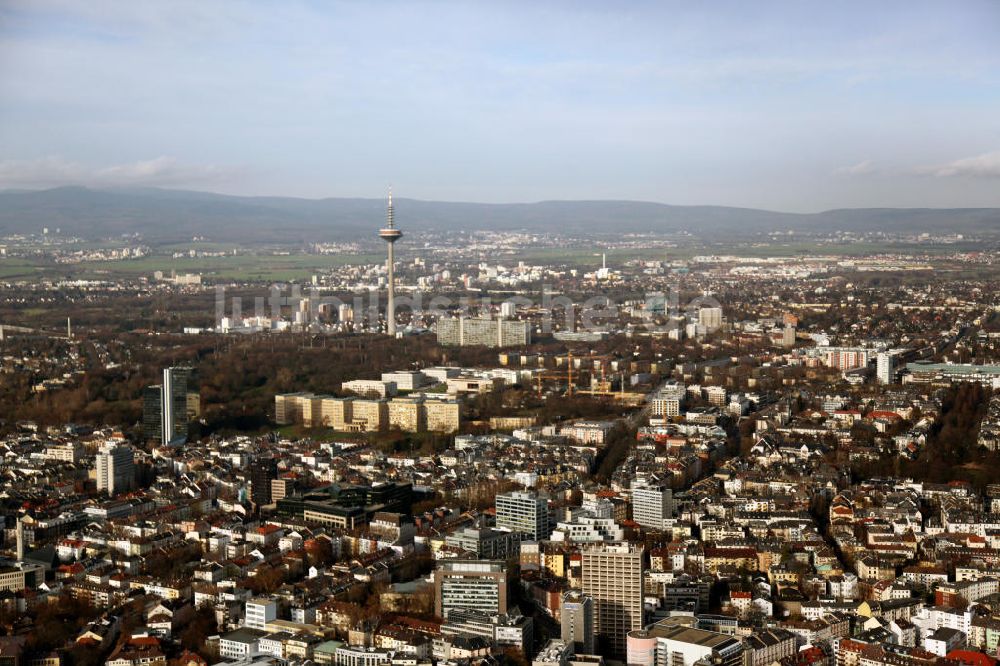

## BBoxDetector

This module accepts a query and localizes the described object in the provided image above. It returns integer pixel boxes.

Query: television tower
[378,187,402,336]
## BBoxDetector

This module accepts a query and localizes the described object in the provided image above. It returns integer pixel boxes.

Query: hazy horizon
[1,1,999,213]
[9,183,1000,216]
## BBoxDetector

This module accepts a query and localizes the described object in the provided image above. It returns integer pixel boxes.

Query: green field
[67,249,383,281]
[0,258,46,280]
[510,240,984,264]
[3,252,385,282]
[0,237,983,283]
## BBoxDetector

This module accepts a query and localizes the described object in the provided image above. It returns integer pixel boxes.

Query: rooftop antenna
[387,185,394,228]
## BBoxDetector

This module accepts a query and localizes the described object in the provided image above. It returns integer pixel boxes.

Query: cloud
[0,156,247,189]
[833,160,876,177]
[916,151,1000,178]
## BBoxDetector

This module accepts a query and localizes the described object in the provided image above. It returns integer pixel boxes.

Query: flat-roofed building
[381,371,427,391]
[318,396,353,430]
[423,366,462,382]
[626,622,742,666]
[436,317,531,348]
[342,380,397,398]
[0,564,43,593]
[434,559,509,617]
[425,398,461,433]
[45,442,83,463]
[582,543,644,658]
[271,478,295,502]
[245,597,277,630]
[561,591,594,655]
[496,491,551,541]
[631,480,674,532]
[904,361,1000,387]
[300,395,323,427]
[302,504,367,530]
[445,527,523,560]
[350,399,388,432]
[96,442,135,496]
[275,392,315,425]
[558,421,616,446]
[446,376,502,395]
[388,397,425,433]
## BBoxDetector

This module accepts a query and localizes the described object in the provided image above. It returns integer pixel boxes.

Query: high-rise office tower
[143,367,193,444]
[581,542,644,658]
[877,352,895,385]
[434,559,509,617]
[378,188,402,336]
[96,442,135,495]
[162,367,192,444]
[250,456,278,506]
[561,590,594,655]
[142,385,164,441]
[496,491,550,541]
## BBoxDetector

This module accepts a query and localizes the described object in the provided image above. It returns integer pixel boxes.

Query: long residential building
[435,317,531,348]
[274,393,460,433]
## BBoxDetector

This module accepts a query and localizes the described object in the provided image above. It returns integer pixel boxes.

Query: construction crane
[579,366,626,397]
[535,350,576,396]
[533,351,618,397]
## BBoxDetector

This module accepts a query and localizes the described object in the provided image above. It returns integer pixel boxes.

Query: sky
[1,0,999,212]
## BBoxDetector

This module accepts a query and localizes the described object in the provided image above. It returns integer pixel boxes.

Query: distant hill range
[0,186,998,243]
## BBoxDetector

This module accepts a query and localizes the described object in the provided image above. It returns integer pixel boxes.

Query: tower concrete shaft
[378,188,402,336]
[386,242,396,335]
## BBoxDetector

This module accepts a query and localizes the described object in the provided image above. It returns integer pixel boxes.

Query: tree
[244,566,285,594]
[179,605,218,658]
[594,423,634,482]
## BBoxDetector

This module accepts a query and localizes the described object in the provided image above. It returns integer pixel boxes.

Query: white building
[334,647,393,666]
[342,380,398,398]
[877,352,896,385]
[697,307,724,331]
[381,371,427,391]
[626,623,742,666]
[496,491,551,541]
[245,597,277,630]
[219,629,264,660]
[550,516,624,543]
[95,442,134,495]
[631,480,674,531]
[45,442,83,463]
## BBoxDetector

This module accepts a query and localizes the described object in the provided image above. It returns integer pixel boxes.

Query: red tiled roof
[946,650,997,666]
